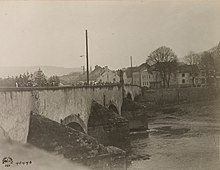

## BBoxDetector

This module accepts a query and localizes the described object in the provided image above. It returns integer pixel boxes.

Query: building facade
[125,63,151,87]
[96,67,120,84]
[125,62,211,88]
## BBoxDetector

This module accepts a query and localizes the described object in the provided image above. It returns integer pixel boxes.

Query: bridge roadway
[0,84,141,143]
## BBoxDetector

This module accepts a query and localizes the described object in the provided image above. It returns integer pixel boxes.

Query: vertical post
[120,70,125,98]
[86,30,89,85]
[103,94,106,107]
[130,56,133,85]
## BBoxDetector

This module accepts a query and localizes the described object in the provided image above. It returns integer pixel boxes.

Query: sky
[0,0,220,70]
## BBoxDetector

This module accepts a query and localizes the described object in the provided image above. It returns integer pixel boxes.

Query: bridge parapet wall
[0,85,124,140]
[0,85,139,142]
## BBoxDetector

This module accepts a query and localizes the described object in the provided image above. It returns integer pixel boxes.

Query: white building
[176,65,200,87]
[124,63,153,87]
[140,69,155,88]
[96,66,120,84]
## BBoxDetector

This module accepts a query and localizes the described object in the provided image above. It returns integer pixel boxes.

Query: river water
[126,101,220,170]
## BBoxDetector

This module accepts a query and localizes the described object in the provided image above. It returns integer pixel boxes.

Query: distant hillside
[59,66,112,85]
[59,66,105,85]
[59,72,82,85]
[76,65,105,82]
[208,42,220,72]
[0,66,81,78]
[196,42,220,72]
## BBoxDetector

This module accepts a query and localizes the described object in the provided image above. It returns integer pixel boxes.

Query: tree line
[0,69,60,87]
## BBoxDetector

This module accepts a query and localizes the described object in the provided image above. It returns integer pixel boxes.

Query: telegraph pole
[130,56,133,85]
[85,30,89,85]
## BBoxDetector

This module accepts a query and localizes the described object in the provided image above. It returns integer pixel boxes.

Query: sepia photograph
[0,0,220,170]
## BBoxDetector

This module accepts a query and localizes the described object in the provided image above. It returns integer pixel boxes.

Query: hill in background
[59,66,108,85]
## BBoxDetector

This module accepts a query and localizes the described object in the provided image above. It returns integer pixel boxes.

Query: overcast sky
[0,0,219,70]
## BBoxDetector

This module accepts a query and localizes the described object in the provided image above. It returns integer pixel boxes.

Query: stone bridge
[0,84,141,143]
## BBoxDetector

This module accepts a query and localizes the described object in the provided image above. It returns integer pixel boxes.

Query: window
[182,79,185,84]
[182,73,185,77]
[142,75,147,79]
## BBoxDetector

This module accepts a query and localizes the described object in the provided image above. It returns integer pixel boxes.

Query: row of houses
[77,62,211,88]
[73,42,219,87]
[124,62,208,88]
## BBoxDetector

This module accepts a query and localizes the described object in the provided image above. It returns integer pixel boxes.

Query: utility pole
[85,30,89,85]
[130,56,133,85]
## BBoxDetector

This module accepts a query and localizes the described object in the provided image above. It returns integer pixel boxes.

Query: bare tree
[200,51,215,86]
[183,51,200,87]
[184,51,200,65]
[147,46,178,88]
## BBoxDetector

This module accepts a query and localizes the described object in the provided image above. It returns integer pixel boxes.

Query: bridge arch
[124,85,142,101]
[62,115,86,133]
[126,92,132,100]
[108,103,119,114]
[87,100,128,147]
